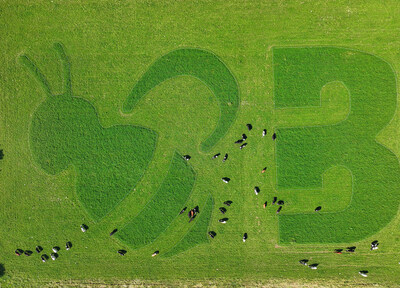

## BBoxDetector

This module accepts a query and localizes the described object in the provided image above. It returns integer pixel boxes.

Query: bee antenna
[54,42,72,96]
[19,54,52,97]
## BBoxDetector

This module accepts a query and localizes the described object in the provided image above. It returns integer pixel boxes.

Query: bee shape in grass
[21,43,240,254]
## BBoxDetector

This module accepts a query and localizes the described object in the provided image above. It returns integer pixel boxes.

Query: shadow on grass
[0,263,5,277]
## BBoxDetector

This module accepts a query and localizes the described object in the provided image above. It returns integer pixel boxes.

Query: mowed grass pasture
[1,1,400,287]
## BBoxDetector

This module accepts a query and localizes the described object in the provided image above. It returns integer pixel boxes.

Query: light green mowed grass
[2,1,400,287]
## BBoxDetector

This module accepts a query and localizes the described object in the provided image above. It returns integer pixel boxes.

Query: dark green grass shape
[274,47,400,243]
[21,43,157,221]
[162,195,213,257]
[122,48,239,152]
[117,152,196,248]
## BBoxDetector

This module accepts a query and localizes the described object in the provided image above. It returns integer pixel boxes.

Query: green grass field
[1,1,400,287]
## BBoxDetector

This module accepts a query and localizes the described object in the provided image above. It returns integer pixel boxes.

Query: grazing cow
[235,139,244,144]
[41,255,47,262]
[276,206,282,214]
[51,253,58,261]
[222,177,231,183]
[272,197,277,205]
[183,155,191,161]
[277,200,284,205]
[189,215,196,223]
[224,200,232,206]
[246,124,252,131]
[66,241,72,250]
[254,186,260,195]
[118,250,127,256]
[263,201,267,208]
[239,143,247,150]
[309,264,318,270]
[219,218,229,223]
[109,229,118,236]
[272,133,276,140]
[242,134,247,140]
[262,129,267,137]
[80,224,88,232]
[223,153,228,162]
[359,271,368,277]
[179,207,187,215]
[36,246,43,253]
[193,206,199,214]
[243,233,248,242]
[261,167,267,173]
[371,241,379,250]
[208,231,216,239]
[152,250,159,257]
[219,207,227,214]
[299,259,309,265]
[15,250,23,256]
[52,247,60,253]
[188,209,195,218]
[346,246,356,252]
[334,249,343,254]
[212,153,221,159]
[24,250,33,256]
[315,206,322,212]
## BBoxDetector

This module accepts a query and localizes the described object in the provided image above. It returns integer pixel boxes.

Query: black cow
[81,224,88,232]
[334,249,343,254]
[179,207,187,215]
[246,124,252,131]
[272,197,277,205]
[272,133,276,140]
[66,241,72,250]
[239,143,247,150]
[242,134,247,140]
[254,186,260,195]
[224,200,232,206]
[212,153,221,159]
[235,139,244,144]
[315,206,322,212]
[243,233,248,242]
[219,207,227,214]
[208,231,217,239]
[346,246,356,252]
[277,200,284,205]
[118,249,127,256]
[276,206,282,214]
[183,155,191,161]
[223,153,228,162]
[219,218,229,223]
[189,215,197,223]
[262,129,267,137]
[299,259,309,265]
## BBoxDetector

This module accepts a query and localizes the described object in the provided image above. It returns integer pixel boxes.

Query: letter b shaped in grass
[275,47,400,243]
